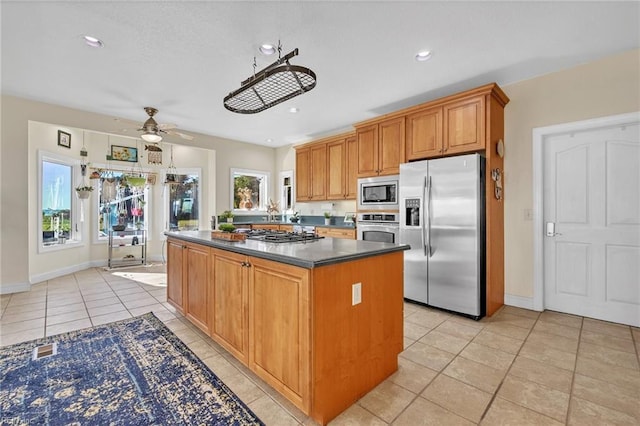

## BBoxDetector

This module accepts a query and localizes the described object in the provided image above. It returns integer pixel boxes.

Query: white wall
[1,96,276,291]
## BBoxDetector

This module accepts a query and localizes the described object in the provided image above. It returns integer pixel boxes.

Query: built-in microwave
[357,175,399,211]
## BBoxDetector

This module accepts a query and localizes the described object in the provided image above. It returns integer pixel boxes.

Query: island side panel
[310,251,404,424]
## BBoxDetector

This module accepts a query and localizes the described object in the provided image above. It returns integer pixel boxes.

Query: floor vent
[32,342,57,360]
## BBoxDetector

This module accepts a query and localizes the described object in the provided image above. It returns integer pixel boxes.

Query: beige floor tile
[4,301,46,316]
[85,296,121,308]
[1,309,46,323]
[90,310,132,326]
[82,290,117,301]
[327,404,386,425]
[483,321,530,340]
[472,329,524,355]
[47,288,81,297]
[77,284,111,295]
[224,374,267,405]
[526,330,579,353]
[47,295,85,307]
[127,303,168,316]
[87,303,127,317]
[443,355,506,393]
[46,318,93,336]
[419,329,470,354]
[497,375,569,422]
[201,353,242,381]
[434,319,482,340]
[400,341,456,371]
[404,321,430,341]
[582,317,632,340]
[572,374,640,420]
[163,318,190,333]
[534,320,581,340]
[481,397,564,426]
[6,296,47,308]
[114,286,147,297]
[575,355,640,394]
[172,327,204,345]
[393,396,474,426]
[47,302,86,316]
[0,317,45,335]
[568,396,638,426]
[247,395,299,426]
[47,310,89,326]
[403,338,414,350]
[122,297,159,310]
[579,342,639,370]
[186,339,219,360]
[500,306,541,320]
[489,312,537,330]
[447,314,486,330]
[358,380,415,423]
[421,374,492,423]
[404,309,450,329]
[538,311,582,328]
[581,329,636,354]
[0,327,45,347]
[459,342,515,371]
[388,357,438,394]
[508,356,573,393]
[519,340,576,371]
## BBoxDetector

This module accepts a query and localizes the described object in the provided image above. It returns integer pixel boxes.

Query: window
[96,172,149,239]
[167,171,200,231]
[39,151,78,250]
[231,168,270,213]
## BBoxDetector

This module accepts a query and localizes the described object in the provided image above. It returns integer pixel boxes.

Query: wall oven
[357,175,399,211]
[357,212,399,244]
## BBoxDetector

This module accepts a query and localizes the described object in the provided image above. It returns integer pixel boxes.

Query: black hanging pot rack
[223,47,317,114]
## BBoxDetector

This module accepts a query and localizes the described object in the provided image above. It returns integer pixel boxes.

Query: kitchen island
[165,230,407,425]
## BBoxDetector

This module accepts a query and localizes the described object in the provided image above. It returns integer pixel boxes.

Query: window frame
[230,168,270,214]
[164,168,202,231]
[37,150,83,253]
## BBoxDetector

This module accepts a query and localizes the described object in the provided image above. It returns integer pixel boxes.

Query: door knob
[546,222,562,237]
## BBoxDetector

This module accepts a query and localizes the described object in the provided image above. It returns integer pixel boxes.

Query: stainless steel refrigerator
[399,154,485,319]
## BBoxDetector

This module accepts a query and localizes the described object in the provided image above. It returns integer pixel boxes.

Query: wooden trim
[293,131,355,150]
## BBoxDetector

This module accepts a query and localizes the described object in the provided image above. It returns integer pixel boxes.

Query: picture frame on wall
[58,130,71,149]
[110,145,138,162]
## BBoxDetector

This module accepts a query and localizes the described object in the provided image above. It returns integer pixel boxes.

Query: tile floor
[1,266,639,425]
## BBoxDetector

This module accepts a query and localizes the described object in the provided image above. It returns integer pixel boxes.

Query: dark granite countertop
[165,230,407,269]
[231,221,355,229]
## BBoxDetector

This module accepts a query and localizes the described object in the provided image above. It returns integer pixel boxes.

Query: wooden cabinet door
[211,249,249,364]
[279,224,294,232]
[316,227,356,240]
[249,257,310,412]
[295,148,311,201]
[326,139,346,199]
[166,239,185,313]
[345,136,357,199]
[185,244,210,334]
[252,224,280,231]
[378,117,405,175]
[443,96,485,154]
[310,144,327,200]
[356,125,379,177]
[406,106,443,160]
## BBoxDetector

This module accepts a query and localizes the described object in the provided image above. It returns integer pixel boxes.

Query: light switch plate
[352,283,362,305]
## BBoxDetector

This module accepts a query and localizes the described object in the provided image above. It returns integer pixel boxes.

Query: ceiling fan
[115,107,194,142]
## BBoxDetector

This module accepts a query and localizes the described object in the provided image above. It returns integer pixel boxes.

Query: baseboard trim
[30,262,96,285]
[504,294,539,311]
[0,282,31,295]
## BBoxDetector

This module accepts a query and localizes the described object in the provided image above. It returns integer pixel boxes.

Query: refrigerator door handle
[422,177,427,256]
[425,176,432,257]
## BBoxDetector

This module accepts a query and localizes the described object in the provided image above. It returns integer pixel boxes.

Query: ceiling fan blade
[165,129,195,140]
[157,123,178,130]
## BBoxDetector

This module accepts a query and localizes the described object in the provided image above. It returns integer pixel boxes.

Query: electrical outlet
[352,283,362,305]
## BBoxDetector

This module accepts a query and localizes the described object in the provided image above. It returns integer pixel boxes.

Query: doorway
[533,112,640,326]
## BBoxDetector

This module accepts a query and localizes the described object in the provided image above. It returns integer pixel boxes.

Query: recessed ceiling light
[266,138,274,143]
[289,107,299,113]
[259,44,276,55]
[415,50,432,62]
[83,35,104,48]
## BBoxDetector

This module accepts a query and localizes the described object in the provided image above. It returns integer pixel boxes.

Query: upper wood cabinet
[295,144,327,202]
[406,106,443,160]
[443,95,485,155]
[295,132,355,202]
[356,117,405,177]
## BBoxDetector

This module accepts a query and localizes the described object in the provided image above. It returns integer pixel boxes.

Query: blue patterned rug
[0,313,264,425]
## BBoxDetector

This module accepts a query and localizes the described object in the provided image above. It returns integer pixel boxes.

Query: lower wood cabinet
[211,249,249,364]
[166,239,185,313]
[316,227,356,240]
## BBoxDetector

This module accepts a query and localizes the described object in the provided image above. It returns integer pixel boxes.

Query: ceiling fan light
[141,132,162,143]
[83,35,104,48]
[415,50,433,62]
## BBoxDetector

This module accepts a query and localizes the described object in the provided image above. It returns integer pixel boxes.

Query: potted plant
[75,185,94,199]
[221,210,234,223]
[289,211,300,223]
[324,212,332,225]
[218,223,236,233]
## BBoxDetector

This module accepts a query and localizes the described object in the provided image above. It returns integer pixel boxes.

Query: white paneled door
[543,122,640,326]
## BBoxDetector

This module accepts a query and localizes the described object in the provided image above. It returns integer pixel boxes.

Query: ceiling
[2,1,638,148]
